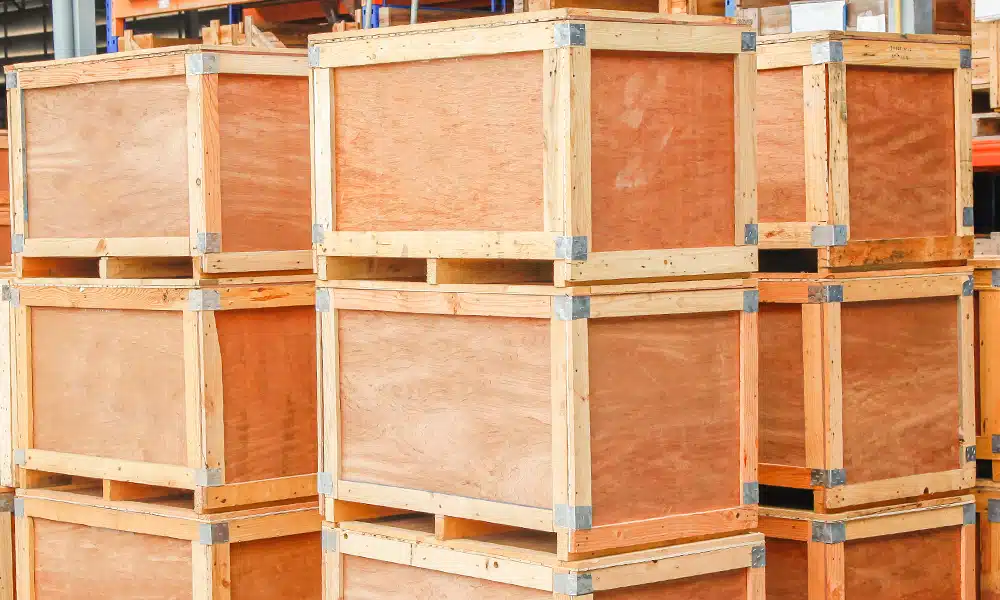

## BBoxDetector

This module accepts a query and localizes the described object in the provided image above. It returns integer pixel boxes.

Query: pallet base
[758,236,972,274]
[16,250,313,281]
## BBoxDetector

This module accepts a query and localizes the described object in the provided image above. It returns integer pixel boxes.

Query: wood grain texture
[334,53,544,232]
[590,51,735,252]
[0,144,10,266]
[218,75,311,253]
[759,304,807,467]
[845,527,962,598]
[846,67,956,240]
[231,533,322,600]
[589,313,741,526]
[23,78,189,239]
[841,298,960,483]
[33,518,192,599]
[338,310,552,508]
[598,568,748,599]
[765,538,808,600]
[756,68,807,223]
[342,555,547,599]
[218,307,317,483]
[31,307,187,466]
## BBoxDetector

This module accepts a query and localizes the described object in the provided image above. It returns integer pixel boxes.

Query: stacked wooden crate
[309,9,765,598]
[754,31,979,598]
[2,46,323,598]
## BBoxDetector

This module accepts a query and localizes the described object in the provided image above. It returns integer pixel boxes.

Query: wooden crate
[5,46,312,280]
[972,260,1000,473]
[309,10,758,286]
[324,516,765,599]
[762,496,975,599]
[13,487,321,599]
[9,281,317,512]
[318,279,759,559]
[978,479,1000,599]
[755,31,973,272]
[758,268,976,510]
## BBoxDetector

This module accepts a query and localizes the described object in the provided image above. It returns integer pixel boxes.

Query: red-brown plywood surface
[334,53,544,232]
[845,527,962,598]
[764,538,808,600]
[846,67,956,240]
[590,52,736,252]
[23,78,189,239]
[589,313,741,526]
[231,533,322,600]
[759,304,807,467]
[598,568,747,599]
[756,68,808,223]
[338,311,552,508]
[342,556,548,599]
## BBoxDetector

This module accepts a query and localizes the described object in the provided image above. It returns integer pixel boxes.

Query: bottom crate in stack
[761,495,975,599]
[977,479,1000,599]
[323,515,765,599]
[13,487,322,599]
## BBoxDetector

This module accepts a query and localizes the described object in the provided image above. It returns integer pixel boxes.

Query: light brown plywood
[342,555,548,599]
[759,304,807,467]
[23,77,189,239]
[588,312,741,526]
[218,307,317,483]
[841,298,960,483]
[338,311,552,508]
[598,568,747,599]
[218,75,311,253]
[846,67,956,241]
[33,518,192,600]
[334,53,544,232]
[231,533,322,600]
[765,538,808,600]
[31,307,187,466]
[845,527,962,598]
[590,51,736,252]
[756,68,807,223]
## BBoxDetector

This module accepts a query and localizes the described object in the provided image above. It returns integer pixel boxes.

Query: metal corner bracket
[196,232,222,254]
[743,481,760,504]
[316,289,332,313]
[188,290,222,312]
[811,521,846,544]
[554,296,590,321]
[5,71,17,90]
[811,468,846,487]
[751,544,766,568]
[555,504,592,530]
[960,48,972,69]
[743,290,759,314]
[187,53,220,75]
[194,467,223,487]
[811,41,844,64]
[553,573,593,595]
[811,224,848,247]
[553,23,587,48]
[198,522,230,545]
[741,31,756,52]
[554,236,588,261]
[744,223,759,245]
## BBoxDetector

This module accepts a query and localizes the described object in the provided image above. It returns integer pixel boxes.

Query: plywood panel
[338,311,552,508]
[23,78,189,239]
[589,312,741,526]
[590,52,736,252]
[841,298,960,483]
[765,538,808,600]
[597,568,747,599]
[846,527,962,598]
[33,518,192,600]
[219,307,317,483]
[760,304,807,466]
[342,555,548,599]
[757,68,807,223]
[334,53,544,232]
[31,307,187,466]
[219,75,311,253]
[846,67,956,240]
[231,533,322,600]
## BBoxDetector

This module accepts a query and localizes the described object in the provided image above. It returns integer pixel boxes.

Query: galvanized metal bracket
[188,290,222,312]
[553,573,593,596]
[751,544,766,568]
[5,72,17,90]
[960,48,972,69]
[989,499,1000,523]
[312,224,326,245]
[198,522,230,545]
[187,53,220,75]
[553,23,587,48]
[743,290,759,314]
[308,46,321,68]
[744,223,759,245]
[963,206,975,227]
[993,270,1000,289]
[554,296,590,321]
[992,434,1000,455]
[811,224,848,247]
[3,286,19,308]
[741,31,756,52]
[743,481,760,504]
[196,232,222,254]
[322,528,339,552]
[194,467,223,487]
[966,445,978,462]
[0,496,13,514]
[811,521,846,544]
[11,234,23,254]
[13,449,25,466]
[317,471,334,495]
[554,236,588,261]
[963,276,975,297]
[811,41,844,64]
[316,289,332,313]
[964,503,977,525]
[13,498,24,519]
[807,284,843,304]
[555,504,593,530]
[811,468,846,487]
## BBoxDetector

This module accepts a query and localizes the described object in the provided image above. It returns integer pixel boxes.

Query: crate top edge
[5,44,306,74]
[13,280,315,292]
[758,29,971,46]
[761,494,975,523]
[317,277,757,297]
[309,8,749,46]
